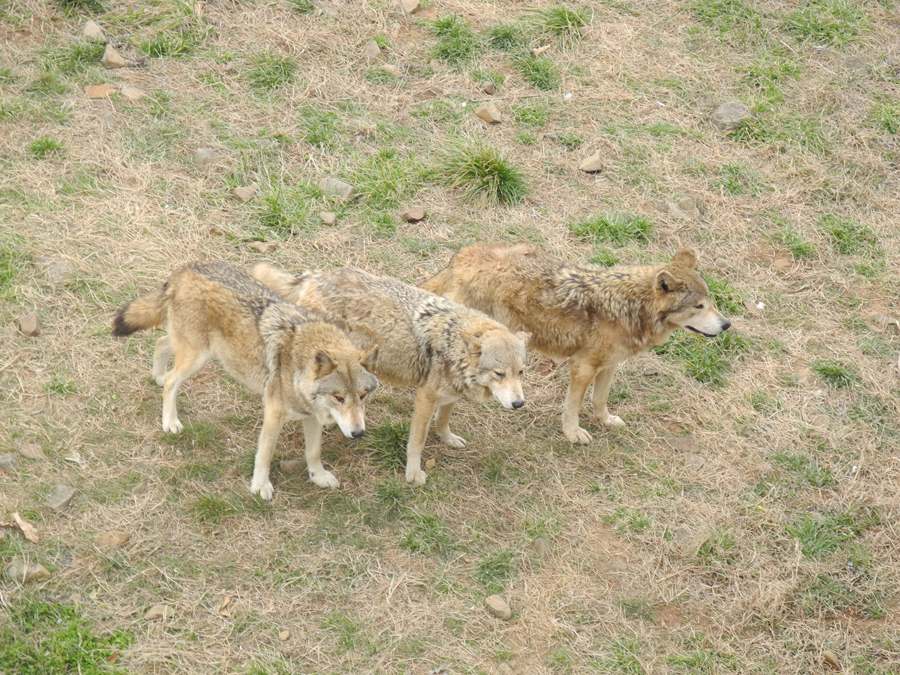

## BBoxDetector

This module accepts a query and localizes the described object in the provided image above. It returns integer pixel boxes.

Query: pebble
[145,604,172,621]
[773,256,792,272]
[400,0,420,13]
[485,595,513,620]
[475,102,501,124]
[417,85,443,100]
[319,211,337,226]
[233,186,256,203]
[248,241,278,255]
[363,40,381,59]
[481,81,496,95]
[6,557,51,584]
[47,484,77,511]
[18,313,41,337]
[194,148,220,168]
[86,84,116,99]
[95,531,131,550]
[497,664,516,675]
[578,152,604,173]
[19,442,47,460]
[710,101,753,133]
[808,414,830,430]
[400,207,426,223]
[822,649,841,670]
[0,453,18,472]
[101,44,126,69]
[131,482,150,496]
[664,197,700,219]
[279,630,290,641]
[319,177,357,200]
[118,84,145,102]
[83,20,106,43]
[532,538,552,559]
[663,436,699,453]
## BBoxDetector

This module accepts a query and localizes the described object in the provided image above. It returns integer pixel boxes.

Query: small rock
[95,531,131,550]
[47,484,77,511]
[664,196,701,219]
[822,649,841,671]
[204,224,226,237]
[319,177,357,200]
[319,211,337,226]
[100,44,126,69]
[673,524,693,550]
[233,185,256,203]
[139,444,156,457]
[578,152,604,173]
[485,595,512,620]
[685,453,707,470]
[118,84,145,102]
[844,56,866,73]
[475,102,502,124]
[248,241,278,255]
[797,367,812,387]
[131,482,149,496]
[83,20,106,43]
[498,665,516,675]
[400,0,420,13]
[382,64,401,77]
[400,207,426,223]
[6,558,51,584]
[43,259,76,285]
[0,453,18,472]
[808,414,830,430]
[710,101,753,133]
[362,40,381,59]
[424,458,436,470]
[773,256,792,272]
[194,147,220,168]
[279,630,290,641]
[86,84,116,99]
[19,442,47,461]
[145,604,172,621]
[280,459,307,475]
[18,313,41,337]
[417,85,443,100]
[532,538,552,559]
[481,81,496,95]
[664,436,699,453]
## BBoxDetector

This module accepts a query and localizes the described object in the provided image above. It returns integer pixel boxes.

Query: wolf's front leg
[561,361,597,444]
[250,395,287,501]
[591,365,625,428]
[406,388,439,484]
[302,415,340,489]
[434,400,466,448]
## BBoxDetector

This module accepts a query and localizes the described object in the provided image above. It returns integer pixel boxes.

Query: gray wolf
[421,246,731,444]
[250,263,531,485]
[112,262,378,499]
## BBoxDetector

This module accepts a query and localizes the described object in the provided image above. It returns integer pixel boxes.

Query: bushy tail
[419,264,454,295]
[112,287,169,336]
[249,263,304,303]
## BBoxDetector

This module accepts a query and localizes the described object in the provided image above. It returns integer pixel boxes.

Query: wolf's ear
[359,345,378,371]
[655,270,685,294]
[515,331,532,347]
[460,331,482,357]
[672,248,697,269]
[314,351,337,376]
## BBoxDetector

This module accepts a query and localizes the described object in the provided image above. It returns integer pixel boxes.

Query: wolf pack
[113,245,731,501]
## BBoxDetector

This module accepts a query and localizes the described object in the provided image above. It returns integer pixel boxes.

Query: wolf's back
[112,287,169,336]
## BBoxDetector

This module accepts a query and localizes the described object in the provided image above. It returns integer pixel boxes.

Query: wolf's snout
[512,400,525,409]
[351,428,365,439]
[721,320,732,332]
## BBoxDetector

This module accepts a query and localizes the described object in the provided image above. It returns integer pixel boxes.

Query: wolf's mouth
[686,326,717,338]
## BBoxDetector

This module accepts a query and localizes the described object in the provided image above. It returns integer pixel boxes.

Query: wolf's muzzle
[512,400,525,409]
[351,428,365,438]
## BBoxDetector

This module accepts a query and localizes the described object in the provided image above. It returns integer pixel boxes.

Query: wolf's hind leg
[152,335,172,386]
[161,340,210,434]
[591,365,625,428]
[434,400,466,449]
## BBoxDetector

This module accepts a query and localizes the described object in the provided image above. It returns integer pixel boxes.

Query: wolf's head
[306,346,379,437]
[654,249,731,337]
[461,329,531,409]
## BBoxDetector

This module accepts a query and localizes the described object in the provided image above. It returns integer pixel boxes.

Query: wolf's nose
[512,400,525,409]
[722,320,732,331]
[352,429,365,438]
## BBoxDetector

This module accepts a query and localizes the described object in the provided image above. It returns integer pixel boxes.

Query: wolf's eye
[494,371,505,380]
[359,392,367,400]
[519,370,524,376]
[335,396,345,404]
[694,304,704,310]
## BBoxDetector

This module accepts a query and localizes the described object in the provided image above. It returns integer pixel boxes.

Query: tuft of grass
[711,161,764,196]
[248,53,298,90]
[28,136,66,159]
[793,573,888,619]
[809,358,858,387]
[818,214,881,256]
[785,505,881,559]
[555,131,584,149]
[475,550,518,594]
[526,4,590,46]
[288,0,316,13]
[513,54,561,91]
[704,273,745,316]
[191,494,240,524]
[512,100,552,128]
[770,452,834,487]
[297,104,339,147]
[56,0,105,13]
[440,144,529,206]
[870,100,900,135]
[400,511,455,556]
[40,42,106,74]
[589,248,619,266]
[740,54,802,98]
[697,527,739,571]
[25,73,67,96]
[320,610,366,652]
[568,212,652,246]
[770,226,816,259]
[45,375,78,396]
[369,421,409,471]
[487,22,528,52]
[690,0,762,34]
[0,233,26,298]
[655,331,754,387]
[430,15,480,66]
[255,181,322,237]
[140,26,203,58]
[620,596,657,623]
[783,0,869,46]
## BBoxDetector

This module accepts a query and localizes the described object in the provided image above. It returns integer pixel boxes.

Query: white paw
[154,373,166,387]
[251,478,275,501]
[601,415,626,428]
[310,470,340,489]
[405,468,428,485]
[564,426,593,444]
[163,418,184,434]
[439,432,467,449]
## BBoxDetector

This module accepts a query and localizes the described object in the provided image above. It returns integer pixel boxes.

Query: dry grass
[1,0,899,673]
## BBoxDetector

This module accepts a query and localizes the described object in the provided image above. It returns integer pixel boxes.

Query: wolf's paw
[250,478,275,502]
[564,426,593,444]
[405,468,428,485]
[162,418,184,434]
[310,470,340,489]
[153,373,166,387]
[601,415,625,428]
[439,432,467,449]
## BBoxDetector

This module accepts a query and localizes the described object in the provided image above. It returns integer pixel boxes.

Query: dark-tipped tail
[112,287,169,336]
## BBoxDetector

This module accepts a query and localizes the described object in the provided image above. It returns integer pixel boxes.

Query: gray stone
[663,436,699,453]
[579,152,604,173]
[319,211,337,226]
[194,148,220,168]
[131,482,149,496]
[685,453,706,470]
[95,531,131,550]
[362,40,381,59]
[475,102,502,124]
[823,649,841,671]
[844,57,866,73]
[6,557,51,584]
[145,604,172,621]
[400,0,420,13]
[481,81,496,95]
[485,595,513,620]
[532,537,552,559]
[17,313,41,337]
[37,258,76,286]
[664,197,701,219]
[83,20,106,43]
[400,207,426,223]
[417,86,443,100]
[119,84,145,102]
[808,414,830,430]
[280,459,307,475]
[319,177,357,200]
[711,101,753,133]
[48,484,76,511]
[19,442,47,460]
[101,44,126,69]
[0,453,17,472]
[233,186,256,203]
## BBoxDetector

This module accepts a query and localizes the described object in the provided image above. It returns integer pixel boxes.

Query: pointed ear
[655,270,684,294]
[359,344,378,371]
[314,351,337,376]
[515,331,532,347]
[673,248,697,269]
[459,331,482,357]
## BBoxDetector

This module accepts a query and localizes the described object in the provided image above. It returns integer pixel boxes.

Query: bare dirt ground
[1,0,899,673]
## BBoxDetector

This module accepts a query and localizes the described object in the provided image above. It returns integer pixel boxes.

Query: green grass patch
[690,0,763,35]
[140,24,205,58]
[770,451,834,487]
[870,99,900,135]
[475,550,518,594]
[430,15,480,66]
[191,491,272,524]
[568,212,652,246]
[809,358,858,387]
[25,73,67,97]
[486,22,528,52]
[440,143,529,205]
[525,4,590,46]
[0,233,26,298]
[297,104,340,147]
[792,572,889,619]
[785,505,881,559]
[28,136,66,159]
[369,420,409,471]
[351,147,425,215]
[45,375,79,396]
[400,511,455,556]
[288,0,316,13]
[39,41,106,75]
[769,225,816,259]
[513,53,561,91]
[704,273,745,316]
[512,100,552,128]
[783,0,869,46]
[254,180,322,237]
[711,161,765,196]
[248,53,298,90]
[818,214,881,256]
[0,597,134,675]
[655,331,754,387]
[57,0,105,13]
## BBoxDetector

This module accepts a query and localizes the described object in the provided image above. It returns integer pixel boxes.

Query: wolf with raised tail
[112,262,378,499]
[250,263,531,485]
[421,246,730,443]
